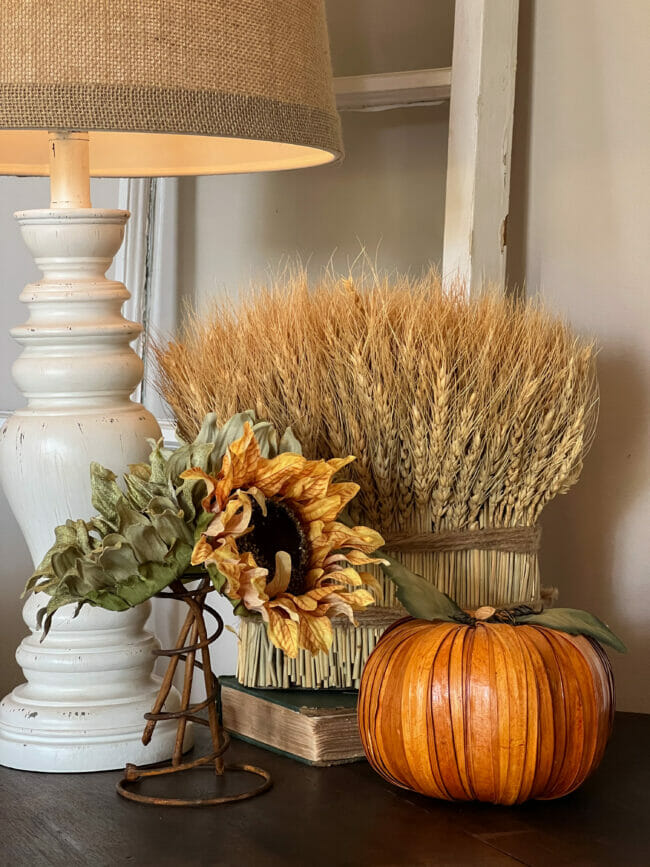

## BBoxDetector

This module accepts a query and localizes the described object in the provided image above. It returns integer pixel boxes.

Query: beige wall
[509,1,649,711]
[177,106,449,308]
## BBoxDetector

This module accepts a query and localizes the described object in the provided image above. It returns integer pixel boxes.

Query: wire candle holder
[116,576,272,807]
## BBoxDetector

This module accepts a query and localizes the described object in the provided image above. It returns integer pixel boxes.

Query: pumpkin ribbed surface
[358,618,615,804]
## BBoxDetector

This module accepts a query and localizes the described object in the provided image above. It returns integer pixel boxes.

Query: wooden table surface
[1,711,647,867]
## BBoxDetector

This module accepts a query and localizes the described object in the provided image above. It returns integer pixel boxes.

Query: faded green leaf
[149,501,193,546]
[167,441,215,483]
[123,473,158,512]
[148,441,168,486]
[279,426,302,455]
[124,523,169,565]
[194,509,214,539]
[253,421,278,458]
[127,462,151,482]
[51,547,83,580]
[176,475,208,523]
[380,553,468,623]
[90,463,125,528]
[517,607,626,653]
[96,541,141,582]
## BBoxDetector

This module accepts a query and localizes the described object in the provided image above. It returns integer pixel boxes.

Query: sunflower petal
[298,613,333,656]
[321,522,385,553]
[226,423,261,489]
[268,597,301,622]
[190,537,213,566]
[297,584,345,607]
[336,589,376,608]
[319,593,355,624]
[358,571,383,591]
[328,566,365,587]
[338,549,389,567]
[245,486,267,516]
[326,456,356,474]
[265,551,292,598]
[299,495,344,523]
[266,607,299,657]
[253,453,308,497]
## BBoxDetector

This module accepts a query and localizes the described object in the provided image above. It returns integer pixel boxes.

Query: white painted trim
[334,67,451,111]
[114,178,154,401]
[115,178,152,345]
[114,177,178,413]
[158,418,179,449]
[442,0,519,292]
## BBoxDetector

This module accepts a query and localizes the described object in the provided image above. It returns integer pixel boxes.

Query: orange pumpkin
[358,617,615,804]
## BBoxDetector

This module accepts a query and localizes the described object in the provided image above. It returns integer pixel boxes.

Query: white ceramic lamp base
[0,206,187,771]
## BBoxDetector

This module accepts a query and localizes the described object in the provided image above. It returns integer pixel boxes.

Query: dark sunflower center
[237,499,309,595]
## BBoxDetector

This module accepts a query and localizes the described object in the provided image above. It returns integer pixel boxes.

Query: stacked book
[219,676,364,767]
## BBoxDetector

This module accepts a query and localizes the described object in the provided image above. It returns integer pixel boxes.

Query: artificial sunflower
[182,422,386,657]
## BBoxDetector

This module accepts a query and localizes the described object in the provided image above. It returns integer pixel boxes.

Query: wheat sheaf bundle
[154,269,598,609]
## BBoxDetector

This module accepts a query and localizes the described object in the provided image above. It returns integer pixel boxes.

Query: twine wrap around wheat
[380,525,543,609]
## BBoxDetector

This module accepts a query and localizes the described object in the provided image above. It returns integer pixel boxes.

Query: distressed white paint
[334,67,451,111]
[0,206,185,771]
[442,0,519,291]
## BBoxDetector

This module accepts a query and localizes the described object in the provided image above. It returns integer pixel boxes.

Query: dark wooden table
[1,712,647,867]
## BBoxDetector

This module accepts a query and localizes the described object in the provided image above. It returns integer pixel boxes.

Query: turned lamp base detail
[0,140,186,772]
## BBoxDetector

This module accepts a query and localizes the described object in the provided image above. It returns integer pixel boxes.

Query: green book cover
[219,676,358,713]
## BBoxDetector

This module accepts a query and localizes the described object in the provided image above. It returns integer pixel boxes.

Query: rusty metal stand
[116,576,272,806]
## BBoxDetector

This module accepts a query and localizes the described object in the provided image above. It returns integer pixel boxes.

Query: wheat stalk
[153,267,598,610]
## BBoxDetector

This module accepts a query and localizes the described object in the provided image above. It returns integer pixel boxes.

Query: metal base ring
[116,760,272,807]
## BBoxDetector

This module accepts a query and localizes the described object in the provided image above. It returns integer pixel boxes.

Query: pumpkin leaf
[516,607,626,653]
[380,553,469,623]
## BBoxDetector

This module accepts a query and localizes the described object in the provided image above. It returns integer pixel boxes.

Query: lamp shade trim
[0,85,342,177]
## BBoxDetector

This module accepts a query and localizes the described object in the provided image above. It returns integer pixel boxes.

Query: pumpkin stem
[465,602,544,626]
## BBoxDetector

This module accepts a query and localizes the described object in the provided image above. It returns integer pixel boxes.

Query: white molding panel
[442,0,519,292]
[335,67,451,111]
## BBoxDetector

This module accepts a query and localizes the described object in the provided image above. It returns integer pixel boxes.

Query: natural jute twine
[384,525,542,555]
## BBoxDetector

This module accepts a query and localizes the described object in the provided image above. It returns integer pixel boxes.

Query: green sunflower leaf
[380,553,469,623]
[516,607,627,653]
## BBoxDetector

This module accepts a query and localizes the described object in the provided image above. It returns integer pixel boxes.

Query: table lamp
[0,0,342,772]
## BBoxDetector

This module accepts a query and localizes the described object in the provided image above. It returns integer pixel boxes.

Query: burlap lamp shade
[0,0,343,176]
